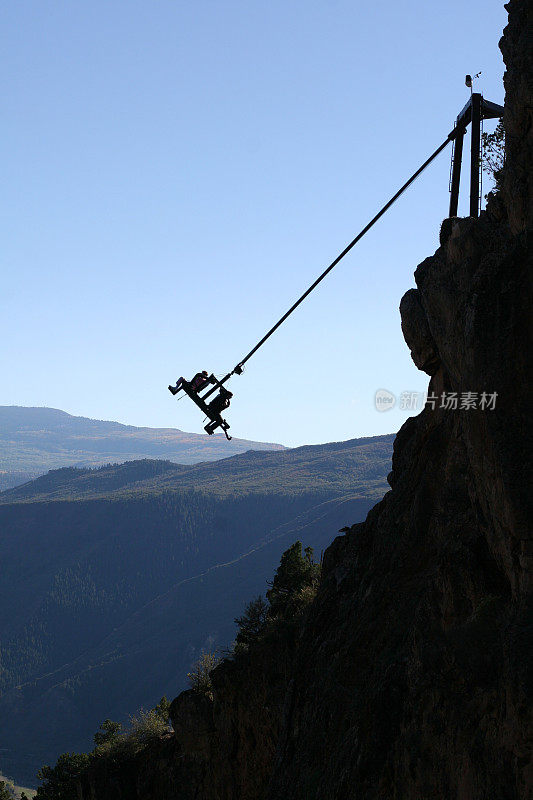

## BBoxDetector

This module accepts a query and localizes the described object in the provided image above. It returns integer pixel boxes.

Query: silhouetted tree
[266,541,320,616]
[93,718,122,748]
[36,752,90,799]
[153,696,171,723]
[187,651,219,699]
[482,119,505,191]
[235,596,269,646]
[0,781,12,800]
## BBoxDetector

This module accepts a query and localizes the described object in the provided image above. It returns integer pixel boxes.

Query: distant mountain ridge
[0,406,285,490]
[0,434,392,504]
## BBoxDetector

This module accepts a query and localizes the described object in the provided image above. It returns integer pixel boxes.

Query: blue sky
[2,1,507,447]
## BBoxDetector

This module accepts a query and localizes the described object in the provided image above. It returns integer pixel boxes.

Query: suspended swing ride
[168,88,503,441]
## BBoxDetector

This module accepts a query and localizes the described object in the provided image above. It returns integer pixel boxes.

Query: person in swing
[204,387,233,436]
[207,386,232,417]
[168,370,211,395]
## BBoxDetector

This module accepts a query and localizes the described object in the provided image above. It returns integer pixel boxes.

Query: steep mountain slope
[0,435,393,786]
[64,3,531,798]
[0,406,285,490]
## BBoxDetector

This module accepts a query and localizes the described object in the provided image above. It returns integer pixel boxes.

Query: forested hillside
[0,406,284,490]
[0,435,393,786]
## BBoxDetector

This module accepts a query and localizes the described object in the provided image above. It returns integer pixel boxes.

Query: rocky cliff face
[269,217,531,798]
[75,2,532,798]
[500,0,533,234]
[75,626,297,800]
[266,5,532,796]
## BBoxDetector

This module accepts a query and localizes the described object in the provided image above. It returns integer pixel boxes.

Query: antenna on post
[465,71,482,97]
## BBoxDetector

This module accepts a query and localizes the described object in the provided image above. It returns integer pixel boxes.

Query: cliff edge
[268,3,532,796]
[267,2,532,796]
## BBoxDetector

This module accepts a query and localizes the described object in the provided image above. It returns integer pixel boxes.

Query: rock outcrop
[75,623,297,799]
[268,213,532,798]
[74,2,532,797]
[267,5,532,796]
[500,0,533,233]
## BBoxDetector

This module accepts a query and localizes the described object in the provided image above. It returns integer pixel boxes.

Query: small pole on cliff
[470,93,482,217]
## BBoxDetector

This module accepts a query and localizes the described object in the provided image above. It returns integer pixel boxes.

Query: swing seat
[175,376,232,440]
[204,417,232,440]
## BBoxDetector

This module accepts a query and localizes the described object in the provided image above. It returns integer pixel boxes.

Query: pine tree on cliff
[36,753,89,799]
[93,719,122,748]
[235,596,269,645]
[266,541,320,616]
[0,781,12,800]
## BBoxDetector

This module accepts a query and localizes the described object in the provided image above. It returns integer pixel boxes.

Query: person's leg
[168,376,185,395]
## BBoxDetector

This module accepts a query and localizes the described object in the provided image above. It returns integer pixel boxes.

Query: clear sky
[2,1,507,447]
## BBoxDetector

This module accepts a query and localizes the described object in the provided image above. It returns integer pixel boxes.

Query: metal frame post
[449,125,465,217]
[470,93,482,217]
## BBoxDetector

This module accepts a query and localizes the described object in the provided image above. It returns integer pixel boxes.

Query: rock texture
[269,209,532,797]
[76,630,297,800]
[74,2,532,798]
[500,0,533,233]
[266,5,532,795]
